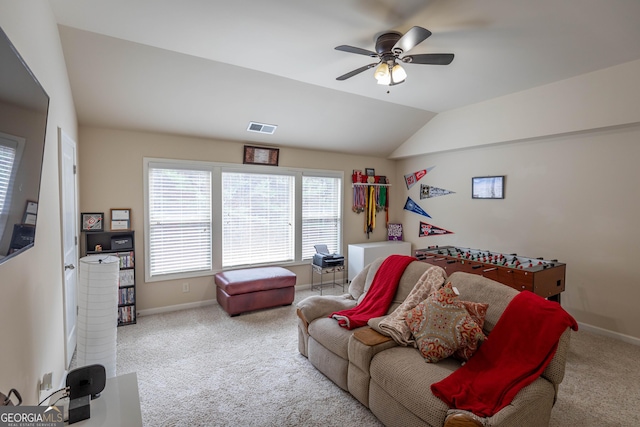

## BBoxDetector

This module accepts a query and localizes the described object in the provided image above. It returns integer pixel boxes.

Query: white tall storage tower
[77,254,119,378]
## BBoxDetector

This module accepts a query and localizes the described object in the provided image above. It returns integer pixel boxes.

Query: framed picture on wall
[243,145,279,166]
[81,212,104,232]
[472,176,505,199]
[22,200,38,225]
[111,208,131,230]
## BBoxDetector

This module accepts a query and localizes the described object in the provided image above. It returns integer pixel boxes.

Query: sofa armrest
[348,327,398,374]
[296,308,310,334]
[444,413,484,427]
[296,294,357,325]
[348,326,399,407]
[353,326,393,346]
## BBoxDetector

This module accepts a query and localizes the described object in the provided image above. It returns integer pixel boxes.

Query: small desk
[65,372,142,426]
[311,264,346,295]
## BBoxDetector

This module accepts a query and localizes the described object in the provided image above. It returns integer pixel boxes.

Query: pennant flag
[404,166,435,189]
[420,185,456,200]
[403,197,431,218]
[419,222,454,237]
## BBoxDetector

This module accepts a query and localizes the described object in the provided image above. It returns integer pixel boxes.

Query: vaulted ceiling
[50,0,640,157]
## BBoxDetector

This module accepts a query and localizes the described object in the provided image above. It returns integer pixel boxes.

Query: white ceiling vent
[247,121,277,135]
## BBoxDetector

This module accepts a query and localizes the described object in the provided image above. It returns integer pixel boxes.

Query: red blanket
[330,255,415,330]
[431,291,578,417]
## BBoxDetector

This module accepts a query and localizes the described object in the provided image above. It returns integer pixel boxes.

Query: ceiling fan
[335,26,454,86]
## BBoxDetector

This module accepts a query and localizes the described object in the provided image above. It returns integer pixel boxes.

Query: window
[144,158,343,281]
[147,163,212,279]
[0,143,16,214]
[0,134,23,239]
[221,172,294,267]
[302,176,341,259]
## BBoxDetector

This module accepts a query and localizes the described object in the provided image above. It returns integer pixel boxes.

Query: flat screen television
[472,176,505,199]
[0,26,49,264]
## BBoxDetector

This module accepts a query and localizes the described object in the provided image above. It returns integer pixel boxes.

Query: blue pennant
[403,197,431,218]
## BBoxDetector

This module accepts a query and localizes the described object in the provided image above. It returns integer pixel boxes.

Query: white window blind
[148,165,212,277]
[221,172,294,267]
[0,140,17,238]
[302,176,341,259]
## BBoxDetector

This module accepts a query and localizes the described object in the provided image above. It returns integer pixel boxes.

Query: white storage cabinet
[348,241,412,282]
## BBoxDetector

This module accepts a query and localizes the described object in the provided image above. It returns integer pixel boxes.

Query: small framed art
[243,145,279,166]
[22,200,38,225]
[111,208,131,230]
[81,212,104,232]
[25,200,38,214]
[387,223,404,241]
[472,176,505,199]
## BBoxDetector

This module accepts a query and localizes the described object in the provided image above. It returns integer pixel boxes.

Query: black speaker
[65,364,106,424]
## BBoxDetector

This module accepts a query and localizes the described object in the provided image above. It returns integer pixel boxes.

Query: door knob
[64,264,75,270]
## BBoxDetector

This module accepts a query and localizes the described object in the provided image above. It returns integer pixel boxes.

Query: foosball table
[414,246,566,302]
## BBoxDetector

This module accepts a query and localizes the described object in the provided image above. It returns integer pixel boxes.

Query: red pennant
[419,222,454,237]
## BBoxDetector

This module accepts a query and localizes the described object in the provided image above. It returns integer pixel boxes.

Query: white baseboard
[578,322,640,346]
[137,285,318,317]
[135,292,639,347]
[137,299,217,317]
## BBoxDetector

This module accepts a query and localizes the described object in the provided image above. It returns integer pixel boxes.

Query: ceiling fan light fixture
[374,62,406,86]
[335,26,453,85]
[391,63,407,84]
[374,62,390,85]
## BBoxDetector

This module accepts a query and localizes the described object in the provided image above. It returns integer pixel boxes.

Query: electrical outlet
[40,372,52,391]
[182,283,189,293]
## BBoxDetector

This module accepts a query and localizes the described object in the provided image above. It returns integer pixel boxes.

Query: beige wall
[395,124,640,341]
[392,59,640,342]
[392,59,640,158]
[78,127,398,312]
[0,1,78,404]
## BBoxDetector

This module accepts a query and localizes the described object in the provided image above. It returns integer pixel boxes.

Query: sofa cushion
[356,259,433,313]
[405,282,485,363]
[387,260,440,314]
[447,272,518,333]
[308,317,356,359]
[370,346,457,426]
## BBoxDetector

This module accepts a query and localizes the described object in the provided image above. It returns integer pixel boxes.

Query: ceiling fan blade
[335,45,378,57]
[336,63,379,81]
[403,53,454,65]
[393,26,432,53]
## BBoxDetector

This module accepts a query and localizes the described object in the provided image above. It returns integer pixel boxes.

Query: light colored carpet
[115,287,640,426]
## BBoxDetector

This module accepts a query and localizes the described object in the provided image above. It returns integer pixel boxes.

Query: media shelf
[84,230,137,326]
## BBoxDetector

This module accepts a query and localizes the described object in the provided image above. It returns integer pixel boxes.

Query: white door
[59,128,78,368]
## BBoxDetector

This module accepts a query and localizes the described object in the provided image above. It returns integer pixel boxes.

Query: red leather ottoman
[214,267,296,316]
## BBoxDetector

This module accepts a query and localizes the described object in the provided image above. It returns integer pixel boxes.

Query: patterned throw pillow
[405,282,485,363]
[454,300,489,361]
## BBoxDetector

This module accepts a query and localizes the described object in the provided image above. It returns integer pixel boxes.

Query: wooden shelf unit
[84,230,137,326]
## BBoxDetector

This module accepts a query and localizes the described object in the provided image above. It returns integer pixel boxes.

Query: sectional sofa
[296,257,574,427]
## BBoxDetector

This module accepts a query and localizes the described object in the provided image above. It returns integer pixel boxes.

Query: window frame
[144,159,215,282]
[143,157,343,282]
